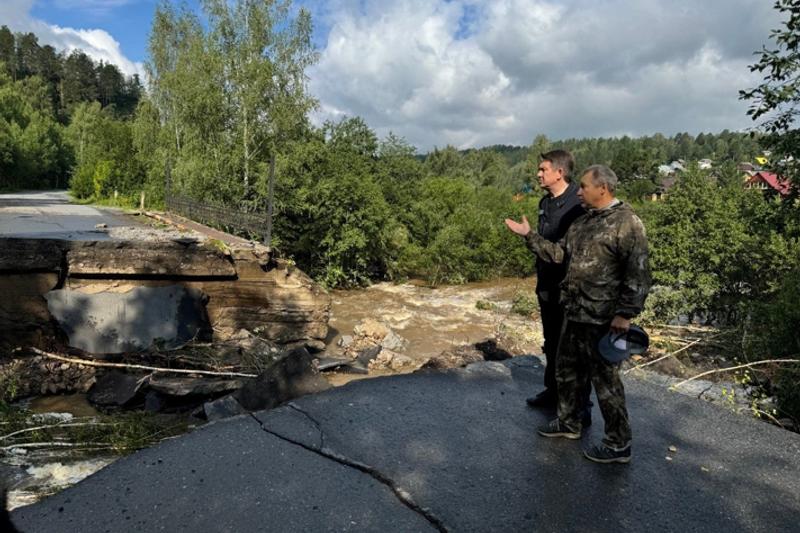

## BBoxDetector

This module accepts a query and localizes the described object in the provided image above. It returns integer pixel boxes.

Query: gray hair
[581,164,619,193]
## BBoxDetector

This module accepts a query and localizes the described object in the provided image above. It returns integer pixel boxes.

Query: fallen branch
[1,441,109,451]
[28,348,257,379]
[0,422,114,442]
[625,333,723,375]
[671,359,800,389]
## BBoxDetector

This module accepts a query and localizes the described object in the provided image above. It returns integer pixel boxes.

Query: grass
[0,405,192,456]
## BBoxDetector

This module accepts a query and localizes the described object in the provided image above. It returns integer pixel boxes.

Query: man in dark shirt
[507,150,588,413]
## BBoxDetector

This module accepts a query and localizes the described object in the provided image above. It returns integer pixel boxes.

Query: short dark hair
[540,149,575,180]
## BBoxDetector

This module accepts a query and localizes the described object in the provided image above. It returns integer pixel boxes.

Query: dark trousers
[556,321,632,448]
[539,296,592,413]
[538,295,564,392]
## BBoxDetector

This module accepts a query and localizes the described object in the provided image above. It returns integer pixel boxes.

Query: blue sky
[30,0,158,62]
[0,0,784,151]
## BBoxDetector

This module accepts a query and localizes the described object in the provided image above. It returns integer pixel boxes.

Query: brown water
[5,277,542,507]
[27,394,100,417]
[326,276,540,361]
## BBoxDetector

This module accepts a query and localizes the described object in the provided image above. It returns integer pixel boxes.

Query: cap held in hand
[598,325,649,363]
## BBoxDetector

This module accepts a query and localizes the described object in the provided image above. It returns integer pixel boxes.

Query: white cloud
[309,0,783,151]
[0,0,143,78]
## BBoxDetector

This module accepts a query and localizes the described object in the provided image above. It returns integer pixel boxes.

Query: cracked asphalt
[12,358,800,532]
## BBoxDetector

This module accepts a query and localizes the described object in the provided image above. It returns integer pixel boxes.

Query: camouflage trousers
[556,321,632,448]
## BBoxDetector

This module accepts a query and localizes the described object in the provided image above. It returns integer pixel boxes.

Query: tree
[202,0,318,190]
[0,26,15,79]
[740,0,800,183]
[62,50,98,110]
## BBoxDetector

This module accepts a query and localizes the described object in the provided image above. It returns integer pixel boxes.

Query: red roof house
[744,171,793,197]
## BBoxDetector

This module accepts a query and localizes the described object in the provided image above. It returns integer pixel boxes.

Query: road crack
[249,409,448,532]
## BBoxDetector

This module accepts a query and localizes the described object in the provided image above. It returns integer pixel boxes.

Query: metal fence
[164,158,275,247]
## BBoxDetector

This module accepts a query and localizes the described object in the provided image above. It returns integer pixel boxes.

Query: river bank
[1,276,772,510]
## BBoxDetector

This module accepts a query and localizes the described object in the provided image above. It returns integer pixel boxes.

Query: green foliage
[65,102,142,200]
[641,166,797,323]
[511,289,539,317]
[475,300,498,311]
[740,0,800,185]
[742,267,800,423]
[0,68,71,189]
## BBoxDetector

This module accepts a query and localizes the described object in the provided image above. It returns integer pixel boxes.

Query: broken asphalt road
[12,357,800,532]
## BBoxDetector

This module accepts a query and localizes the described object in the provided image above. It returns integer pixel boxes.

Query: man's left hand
[610,315,631,335]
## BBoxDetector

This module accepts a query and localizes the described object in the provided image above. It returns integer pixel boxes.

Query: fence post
[165,158,172,213]
[265,153,275,249]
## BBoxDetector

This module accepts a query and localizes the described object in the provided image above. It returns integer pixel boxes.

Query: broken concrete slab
[356,345,382,366]
[45,285,210,354]
[145,376,243,397]
[87,371,141,407]
[66,240,236,278]
[316,356,369,375]
[235,347,332,411]
[0,238,66,272]
[203,395,247,421]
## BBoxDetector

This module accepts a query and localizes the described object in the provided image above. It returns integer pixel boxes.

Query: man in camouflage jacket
[505,164,650,463]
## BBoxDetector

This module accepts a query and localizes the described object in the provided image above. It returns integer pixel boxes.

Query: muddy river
[3,277,543,509]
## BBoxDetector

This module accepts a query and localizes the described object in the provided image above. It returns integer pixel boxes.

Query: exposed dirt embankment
[0,236,331,355]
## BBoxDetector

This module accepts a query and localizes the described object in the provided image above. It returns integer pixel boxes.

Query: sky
[0,0,784,151]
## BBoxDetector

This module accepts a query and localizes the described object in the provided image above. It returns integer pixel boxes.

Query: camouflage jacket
[525,200,651,325]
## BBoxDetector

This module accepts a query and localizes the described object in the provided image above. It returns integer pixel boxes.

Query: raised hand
[504,215,531,236]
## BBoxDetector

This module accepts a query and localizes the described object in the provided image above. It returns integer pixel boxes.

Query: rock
[353,318,389,340]
[338,335,354,348]
[87,371,142,407]
[146,376,244,397]
[419,344,484,370]
[316,357,369,375]
[474,339,512,361]
[351,319,408,352]
[144,391,166,412]
[317,357,352,371]
[460,361,513,379]
[235,347,331,411]
[304,339,326,353]
[203,395,247,421]
[368,350,396,370]
[356,345,382,366]
[389,354,415,371]
[381,330,408,352]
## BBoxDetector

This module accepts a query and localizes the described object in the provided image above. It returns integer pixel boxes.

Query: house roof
[746,171,793,196]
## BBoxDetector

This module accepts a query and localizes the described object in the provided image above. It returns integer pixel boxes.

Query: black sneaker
[526,390,557,408]
[537,419,581,440]
[583,442,632,464]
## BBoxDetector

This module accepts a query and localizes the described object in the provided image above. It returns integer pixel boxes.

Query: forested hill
[0,25,141,119]
[428,130,761,179]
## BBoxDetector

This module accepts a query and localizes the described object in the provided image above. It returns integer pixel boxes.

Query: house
[698,158,713,170]
[738,162,757,173]
[651,175,678,201]
[658,160,686,177]
[744,171,792,197]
